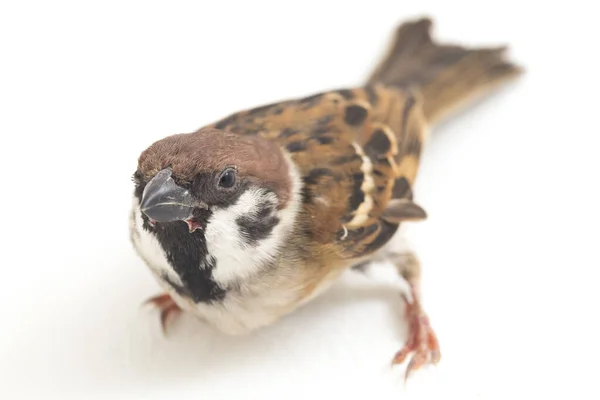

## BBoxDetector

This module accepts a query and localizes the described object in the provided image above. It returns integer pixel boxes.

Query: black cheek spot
[273,107,284,115]
[348,172,365,211]
[236,201,279,246]
[364,129,392,158]
[344,105,368,126]
[285,141,307,152]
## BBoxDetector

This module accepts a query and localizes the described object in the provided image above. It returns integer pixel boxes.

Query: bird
[128,17,522,381]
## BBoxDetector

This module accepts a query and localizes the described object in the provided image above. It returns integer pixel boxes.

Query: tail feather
[367,18,523,124]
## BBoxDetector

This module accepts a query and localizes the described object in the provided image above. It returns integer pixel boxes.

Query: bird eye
[218,168,236,188]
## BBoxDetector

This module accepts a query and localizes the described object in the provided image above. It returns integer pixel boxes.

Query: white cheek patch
[205,188,281,285]
[205,156,303,288]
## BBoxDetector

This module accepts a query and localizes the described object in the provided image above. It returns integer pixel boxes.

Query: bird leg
[389,252,440,381]
[143,292,182,335]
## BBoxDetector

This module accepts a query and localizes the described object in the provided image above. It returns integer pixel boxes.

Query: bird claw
[143,293,182,335]
[392,288,441,382]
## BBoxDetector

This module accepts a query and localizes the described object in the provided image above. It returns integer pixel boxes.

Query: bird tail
[366,18,523,125]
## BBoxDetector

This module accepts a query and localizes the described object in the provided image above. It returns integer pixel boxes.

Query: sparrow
[129,17,522,381]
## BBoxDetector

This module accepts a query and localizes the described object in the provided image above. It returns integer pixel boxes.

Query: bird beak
[140,168,203,223]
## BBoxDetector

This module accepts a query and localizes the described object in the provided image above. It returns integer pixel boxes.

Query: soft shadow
[123,269,410,385]
[1,234,410,394]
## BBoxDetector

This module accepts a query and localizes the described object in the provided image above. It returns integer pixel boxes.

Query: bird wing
[203,85,428,260]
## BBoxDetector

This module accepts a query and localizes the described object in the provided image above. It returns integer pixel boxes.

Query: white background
[1,1,599,399]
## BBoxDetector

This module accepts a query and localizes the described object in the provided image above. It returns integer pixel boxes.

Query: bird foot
[143,293,182,335]
[391,285,441,382]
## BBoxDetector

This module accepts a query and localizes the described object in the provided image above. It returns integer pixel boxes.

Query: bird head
[133,128,293,234]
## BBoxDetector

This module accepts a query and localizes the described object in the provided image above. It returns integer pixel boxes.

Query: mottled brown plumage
[192,17,521,266]
[131,17,522,383]
[202,85,427,258]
